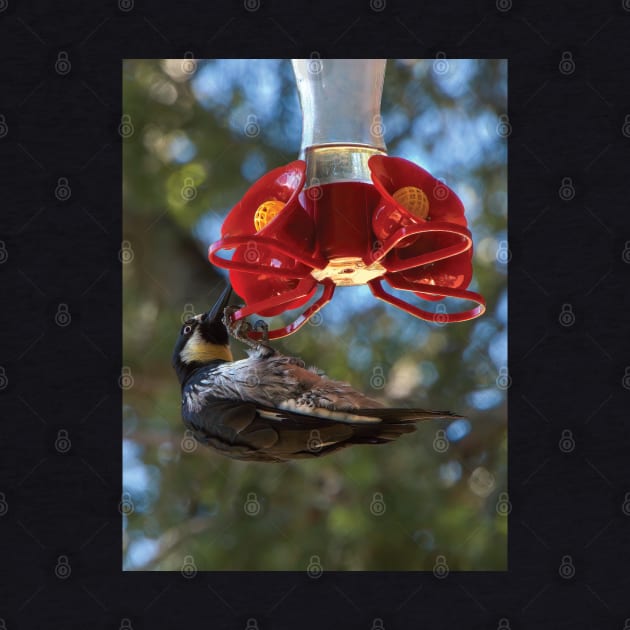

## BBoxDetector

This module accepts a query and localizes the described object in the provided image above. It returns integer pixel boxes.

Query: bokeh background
[122,58,507,571]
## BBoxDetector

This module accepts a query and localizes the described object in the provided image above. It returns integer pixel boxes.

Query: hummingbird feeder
[209,59,486,339]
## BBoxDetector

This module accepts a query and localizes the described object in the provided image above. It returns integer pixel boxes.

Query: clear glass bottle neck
[291,59,387,186]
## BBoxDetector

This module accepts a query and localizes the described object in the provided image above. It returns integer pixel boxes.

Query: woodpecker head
[172,283,234,386]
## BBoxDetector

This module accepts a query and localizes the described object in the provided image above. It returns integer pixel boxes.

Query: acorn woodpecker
[172,283,459,462]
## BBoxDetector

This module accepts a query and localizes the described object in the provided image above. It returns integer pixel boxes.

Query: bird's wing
[182,394,457,463]
[195,352,384,411]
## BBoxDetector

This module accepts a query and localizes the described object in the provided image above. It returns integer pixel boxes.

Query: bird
[172,283,460,462]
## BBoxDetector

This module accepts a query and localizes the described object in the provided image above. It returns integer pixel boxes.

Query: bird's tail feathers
[355,408,461,423]
[347,407,459,446]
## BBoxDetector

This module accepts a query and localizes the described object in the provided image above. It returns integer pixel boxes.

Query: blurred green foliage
[122,59,507,571]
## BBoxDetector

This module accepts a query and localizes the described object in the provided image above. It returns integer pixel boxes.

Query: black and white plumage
[172,284,459,462]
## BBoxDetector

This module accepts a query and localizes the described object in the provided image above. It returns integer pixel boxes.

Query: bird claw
[253,319,269,343]
[223,307,274,354]
[223,306,251,342]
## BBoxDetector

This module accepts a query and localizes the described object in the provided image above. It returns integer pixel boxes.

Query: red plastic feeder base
[209,156,485,339]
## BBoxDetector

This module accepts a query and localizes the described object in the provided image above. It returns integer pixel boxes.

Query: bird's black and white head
[172,284,233,386]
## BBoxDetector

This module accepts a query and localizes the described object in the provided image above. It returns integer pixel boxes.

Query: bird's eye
[182,325,192,335]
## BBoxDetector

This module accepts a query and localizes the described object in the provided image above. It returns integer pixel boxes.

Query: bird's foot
[253,319,269,343]
[223,307,275,355]
[252,319,276,356]
[223,306,253,344]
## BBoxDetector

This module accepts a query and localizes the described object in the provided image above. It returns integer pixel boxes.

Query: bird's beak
[206,282,233,324]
